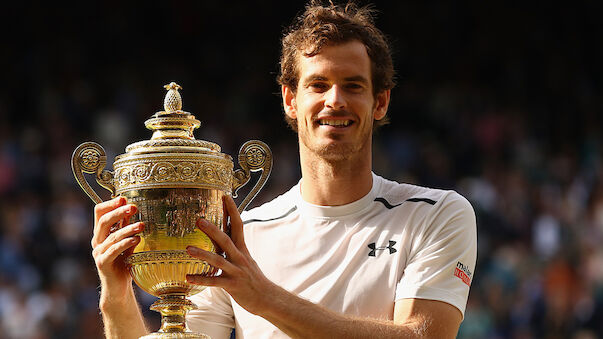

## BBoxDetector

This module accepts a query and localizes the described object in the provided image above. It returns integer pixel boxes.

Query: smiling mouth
[317,119,353,127]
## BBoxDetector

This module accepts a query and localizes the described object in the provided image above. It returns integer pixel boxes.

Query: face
[282,40,390,162]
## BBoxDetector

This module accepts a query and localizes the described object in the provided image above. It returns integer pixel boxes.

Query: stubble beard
[298,125,372,164]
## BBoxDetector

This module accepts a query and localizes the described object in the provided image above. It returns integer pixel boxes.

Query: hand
[92,197,144,306]
[186,196,275,315]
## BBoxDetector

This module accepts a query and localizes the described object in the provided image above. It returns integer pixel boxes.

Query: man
[91,1,477,338]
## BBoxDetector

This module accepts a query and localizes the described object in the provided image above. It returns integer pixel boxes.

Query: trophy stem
[140,295,210,339]
[153,295,192,333]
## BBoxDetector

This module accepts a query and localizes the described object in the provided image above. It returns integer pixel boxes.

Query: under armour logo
[368,240,397,257]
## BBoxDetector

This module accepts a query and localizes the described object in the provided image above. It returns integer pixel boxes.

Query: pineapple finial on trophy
[163,82,183,112]
[143,82,201,140]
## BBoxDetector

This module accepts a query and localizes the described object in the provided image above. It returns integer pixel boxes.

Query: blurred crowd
[1,1,602,338]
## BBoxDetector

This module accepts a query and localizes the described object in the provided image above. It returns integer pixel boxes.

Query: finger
[196,218,244,263]
[211,198,229,255]
[121,213,133,232]
[94,197,125,223]
[96,236,141,270]
[95,202,134,242]
[186,274,229,288]
[93,197,125,240]
[224,195,243,228]
[112,211,135,234]
[94,222,144,255]
[222,197,230,237]
[186,245,237,273]
[93,204,138,247]
[224,196,242,242]
[224,196,248,254]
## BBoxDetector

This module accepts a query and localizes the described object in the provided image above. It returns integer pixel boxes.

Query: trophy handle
[232,140,273,213]
[71,142,116,204]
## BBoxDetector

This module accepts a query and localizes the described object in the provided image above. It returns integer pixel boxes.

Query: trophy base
[140,333,210,339]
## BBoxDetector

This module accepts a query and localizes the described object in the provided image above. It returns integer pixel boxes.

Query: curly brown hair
[278,0,395,131]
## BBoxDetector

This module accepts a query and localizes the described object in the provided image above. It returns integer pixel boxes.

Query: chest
[244,212,414,316]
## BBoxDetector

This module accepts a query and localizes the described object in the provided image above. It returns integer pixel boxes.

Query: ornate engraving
[124,188,224,240]
[126,139,220,153]
[177,162,197,181]
[72,142,116,203]
[113,158,233,194]
[79,148,101,171]
[133,164,152,181]
[154,162,175,182]
[234,140,273,212]
[141,333,209,339]
[150,297,194,310]
[126,250,201,264]
[99,170,113,183]
[246,145,266,167]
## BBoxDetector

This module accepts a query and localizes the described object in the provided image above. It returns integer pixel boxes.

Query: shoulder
[375,174,468,208]
[240,185,299,224]
[374,174,475,225]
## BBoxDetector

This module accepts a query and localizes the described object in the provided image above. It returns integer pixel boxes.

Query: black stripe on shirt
[405,197,437,205]
[374,197,437,209]
[243,206,298,225]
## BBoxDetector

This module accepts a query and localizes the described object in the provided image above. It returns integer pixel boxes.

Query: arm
[249,282,461,338]
[92,197,149,339]
[186,196,462,338]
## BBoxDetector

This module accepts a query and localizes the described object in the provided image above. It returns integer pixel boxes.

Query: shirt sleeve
[187,287,234,339]
[395,192,477,316]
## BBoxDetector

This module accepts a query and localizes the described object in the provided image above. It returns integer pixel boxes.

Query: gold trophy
[71,82,272,338]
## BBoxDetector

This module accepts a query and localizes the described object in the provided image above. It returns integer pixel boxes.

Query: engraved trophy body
[71,83,272,338]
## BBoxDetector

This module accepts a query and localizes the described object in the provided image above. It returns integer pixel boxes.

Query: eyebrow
[343,75,369,84]
[301,74,369,86]
[302,74,328,86]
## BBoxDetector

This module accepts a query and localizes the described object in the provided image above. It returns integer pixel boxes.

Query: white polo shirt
[187,173,477,338]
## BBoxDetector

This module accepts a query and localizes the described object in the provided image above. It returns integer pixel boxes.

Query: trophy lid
[72,81,271,206]
[124,82,221,155]
[109,82,234,195]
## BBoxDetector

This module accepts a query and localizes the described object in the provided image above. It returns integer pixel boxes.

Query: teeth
[319,119,351,126]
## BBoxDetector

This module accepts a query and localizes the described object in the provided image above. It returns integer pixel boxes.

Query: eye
[309,82,329,92]
[345,83,364,91]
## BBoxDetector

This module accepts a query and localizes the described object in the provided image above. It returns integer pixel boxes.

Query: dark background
[1,1,602,338]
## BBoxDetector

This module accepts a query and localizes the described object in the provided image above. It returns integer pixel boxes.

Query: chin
[314,142,357,161]
[300,130,371,162]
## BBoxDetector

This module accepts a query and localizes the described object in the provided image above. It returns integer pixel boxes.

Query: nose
[324,85,346,110]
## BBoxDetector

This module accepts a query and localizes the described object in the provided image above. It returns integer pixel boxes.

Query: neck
[298,142,373,206]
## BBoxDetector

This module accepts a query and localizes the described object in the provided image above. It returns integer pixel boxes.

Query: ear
[373,89,391,121]
[282,85,297,119]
